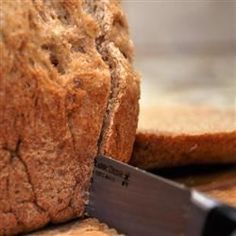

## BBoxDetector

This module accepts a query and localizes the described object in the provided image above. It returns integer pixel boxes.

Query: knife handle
[202,204,236,236]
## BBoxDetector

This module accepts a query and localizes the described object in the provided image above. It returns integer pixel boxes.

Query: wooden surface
[189,167,236,207]
[155,164,236,207]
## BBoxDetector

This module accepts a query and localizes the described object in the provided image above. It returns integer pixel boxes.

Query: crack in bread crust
[83,0,140,162]
[1,141,50,235]
[9,140,48,215]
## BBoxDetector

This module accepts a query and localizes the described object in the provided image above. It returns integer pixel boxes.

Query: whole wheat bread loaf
[0,0,139,234]
[131,106,236,169]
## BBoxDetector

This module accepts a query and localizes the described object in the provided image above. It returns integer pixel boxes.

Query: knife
[86,155,236,236]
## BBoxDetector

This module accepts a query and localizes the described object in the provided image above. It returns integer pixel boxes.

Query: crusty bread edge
[131,131,236,169]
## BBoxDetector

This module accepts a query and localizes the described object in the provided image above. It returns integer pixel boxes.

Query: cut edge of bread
[131,106,236,169]
[84,0,140,162]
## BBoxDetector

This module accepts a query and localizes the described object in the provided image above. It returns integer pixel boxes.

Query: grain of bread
[131,106,236,169]
[0,0,139,235]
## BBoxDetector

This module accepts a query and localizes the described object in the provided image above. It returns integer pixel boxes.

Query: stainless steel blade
[86,155,191,236]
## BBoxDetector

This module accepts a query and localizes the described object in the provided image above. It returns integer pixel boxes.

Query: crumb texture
[131,106,236,169]
[0,0,139,234]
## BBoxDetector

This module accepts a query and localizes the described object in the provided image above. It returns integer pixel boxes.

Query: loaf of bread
[0,0,139,234]
[131,106,236,169]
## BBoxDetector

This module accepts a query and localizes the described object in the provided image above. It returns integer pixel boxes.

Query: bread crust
[131,106,236,169]
[132,131,236,169]
[0,0,139,234]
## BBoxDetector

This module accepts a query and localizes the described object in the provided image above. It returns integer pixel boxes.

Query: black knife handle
[202,204,236,236]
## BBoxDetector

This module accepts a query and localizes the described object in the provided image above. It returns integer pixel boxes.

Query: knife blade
[86,155,236,236]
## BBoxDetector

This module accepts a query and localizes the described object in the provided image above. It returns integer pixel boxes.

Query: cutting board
[156,164,236,207]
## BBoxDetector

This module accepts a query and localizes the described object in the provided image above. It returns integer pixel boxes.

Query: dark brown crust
[0,0,139,235]
[131,131,236,169]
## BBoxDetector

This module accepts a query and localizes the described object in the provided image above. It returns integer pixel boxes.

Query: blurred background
[123,1,236,109]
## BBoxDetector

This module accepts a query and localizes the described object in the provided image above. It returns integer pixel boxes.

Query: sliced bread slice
[131,106,236,169]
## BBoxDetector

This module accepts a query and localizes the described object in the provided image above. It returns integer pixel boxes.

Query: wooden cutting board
[156,164,236,207]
